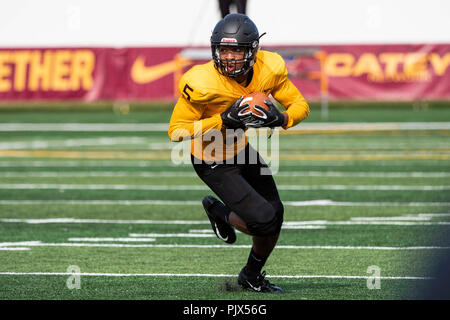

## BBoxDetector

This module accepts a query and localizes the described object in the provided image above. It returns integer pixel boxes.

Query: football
[238,92,271,117]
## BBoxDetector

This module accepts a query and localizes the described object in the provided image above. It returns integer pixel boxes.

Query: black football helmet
[211,14,262,78]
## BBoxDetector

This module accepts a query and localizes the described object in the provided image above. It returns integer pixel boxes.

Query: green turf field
[0,103,449,300]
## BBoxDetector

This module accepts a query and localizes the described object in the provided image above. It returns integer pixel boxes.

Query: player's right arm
[168,95,223,142]
[169,64,249,141]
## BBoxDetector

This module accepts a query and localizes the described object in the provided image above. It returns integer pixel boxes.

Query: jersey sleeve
[177,65,223,105]
[168,94,223,142]
[269,56,310,129]
[168,66,225,142]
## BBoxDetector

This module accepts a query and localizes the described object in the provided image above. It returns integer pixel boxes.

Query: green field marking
[0,158,448,168]
[0,274,431,299]
[1,176,450,187]
[0,105,449,299]
[0,246,444,276]
[1,217,448,247]
[1,183,450,190]
[0,188,448,202]
[1,102,450,123]
[0,203,447,220]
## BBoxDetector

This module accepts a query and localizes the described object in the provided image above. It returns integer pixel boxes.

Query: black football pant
[191,144,283,236]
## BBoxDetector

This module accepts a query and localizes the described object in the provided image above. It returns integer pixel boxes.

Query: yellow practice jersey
[168,49,310,162]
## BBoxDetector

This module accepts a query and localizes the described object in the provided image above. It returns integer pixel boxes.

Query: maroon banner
[321,44,450,100]
[0,44,449,102]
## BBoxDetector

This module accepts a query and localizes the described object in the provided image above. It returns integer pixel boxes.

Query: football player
[168,13,310,293]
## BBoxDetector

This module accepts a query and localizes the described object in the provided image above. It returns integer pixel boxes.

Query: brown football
[238,92,270,117]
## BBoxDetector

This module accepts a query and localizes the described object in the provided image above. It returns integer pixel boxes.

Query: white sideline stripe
[0,271,432,280]
[0,137,159,150]
[0,200,199,205]
[127,233,215,238]
[278,225,327,229]
[0,161,447,168]
[0,184,207,190]
[0,183,448,191]
[0,172,198,178]
[67,238,156,242]
[1,122,449,131]
[2,217,450,226]
[0,248,30,251]
[0,161,181,167]
[287,200,450,207]
[351,216,432,221]
[0,123,169,132]
[0,241,42,246]
[1,171,449,178]
[419,213,450,217]
[0,242,449,250]
[287,221,450,226]
[276,171,450,178]
[281,185,450,190]
[0,218,208,224]
[188,229,214,233]
[292,122,450,131]
[1,200,449,207]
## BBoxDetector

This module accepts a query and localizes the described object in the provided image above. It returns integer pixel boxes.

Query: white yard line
[67,238,156,242]
[1,171,449,178]
[0,241,449,250]
[1,215,450,226]
[0,241,42,246]
[286,221,450,226]
[0,184,448,191]
[0,137,160,150]
[0,172,198,177]
[127,233,215,238]
[69,234,215,240]
[287,200,450,207]
[276,172,450,178]
[419,213,450,217]
[0,161,183,167]
[0,218,208,224]
[350,216,432,221]
[1,122,449,132]
[0,271,433,280]
[0,160,447,168]
[0,200,449,207]
[0,123,169,132]
[277,225,327,229]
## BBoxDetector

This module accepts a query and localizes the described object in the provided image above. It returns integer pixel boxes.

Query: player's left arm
[271,70,310,130]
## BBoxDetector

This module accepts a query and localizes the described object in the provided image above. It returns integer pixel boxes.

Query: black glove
[244,100,285,128]
[220,96,249,129]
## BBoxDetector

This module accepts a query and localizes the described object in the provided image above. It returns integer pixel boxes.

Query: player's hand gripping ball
[237,92,284,128]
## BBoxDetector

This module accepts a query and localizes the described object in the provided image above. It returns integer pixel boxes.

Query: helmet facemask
[211,41,259,78]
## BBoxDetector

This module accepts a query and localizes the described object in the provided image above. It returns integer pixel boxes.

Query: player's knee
[247,201,283,236]
[272,200,284,222]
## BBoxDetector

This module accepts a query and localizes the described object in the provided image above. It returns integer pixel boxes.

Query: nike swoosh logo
[211,164,219,169]
[251,254,262,262]
[131,56,192,84]
[214,222,228,242]
[246,280,261,292]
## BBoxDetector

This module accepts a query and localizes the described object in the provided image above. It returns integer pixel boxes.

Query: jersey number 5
[183,84,194,101]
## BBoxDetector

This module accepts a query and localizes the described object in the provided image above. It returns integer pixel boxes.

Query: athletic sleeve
[168,95,223,142]
[270,59,310,129]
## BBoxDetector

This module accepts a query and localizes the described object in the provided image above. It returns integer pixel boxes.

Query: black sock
[245,248,268,276]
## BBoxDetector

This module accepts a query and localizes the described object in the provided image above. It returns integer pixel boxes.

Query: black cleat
[202,196,236,244]
[238,267,283,293]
